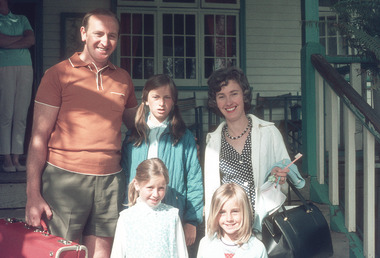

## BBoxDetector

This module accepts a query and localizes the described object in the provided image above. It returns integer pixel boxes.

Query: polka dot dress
[220,118,256,215]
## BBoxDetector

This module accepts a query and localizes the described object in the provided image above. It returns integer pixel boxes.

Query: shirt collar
[68,52,117,70]
[147,114,169,129]
[0,10,14,19]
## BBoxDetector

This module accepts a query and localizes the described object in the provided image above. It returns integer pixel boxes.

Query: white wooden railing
[312,54,378,258]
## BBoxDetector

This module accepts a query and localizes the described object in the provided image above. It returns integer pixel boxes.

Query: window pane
[327,16,336,36]
[120,35,131,56]
[132,14,142,34]
[144,36,154,57]
[120,58,131,73]
[215,15,225,35]
[205,58,214,78]
[163,36,173,56]
[144,14,154,35]
[215,58,226,70]
[338,35,349,55]
[132,36,143,56]
[163,14,172,34]
[205,0,236,3]
[204,15,214,35]
[144,59,154,79]
[162,13,196,81]
[226,16,236,35]
[175,58,184,78]
[186,15,195,35]
[132,58,143,79]
[215,37,225,57]
[163,57,173,77]
[203,13,237,78]
[174,14,184,35]
[226,37,236,57]
[328,37,337,55]
[119,12,156,81]
[319,17,325,36]
[204,37,214,56]
[186,37,195,57]
[174,36,184,56]
[120,13,131,34]
[186,58,196,79]
[164,0,194,2]
[227,58,236,67]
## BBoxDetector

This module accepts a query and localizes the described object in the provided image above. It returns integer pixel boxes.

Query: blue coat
[121,128,204,226]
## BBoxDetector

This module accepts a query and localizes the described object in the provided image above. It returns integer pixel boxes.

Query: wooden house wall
[40,0,302,135]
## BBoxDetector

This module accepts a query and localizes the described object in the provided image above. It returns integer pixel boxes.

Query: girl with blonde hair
[111,158,188,258]
[197,183,267,258]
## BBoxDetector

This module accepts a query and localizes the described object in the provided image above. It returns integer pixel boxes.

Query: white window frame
[117,0,197,8]
[201,0,239,9]
[117,7,239,87]
[319,7,353,56]
[157,10,199,86]
[200,9,239,85]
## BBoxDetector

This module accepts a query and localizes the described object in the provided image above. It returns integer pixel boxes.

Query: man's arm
[122,106,138,129]
[0,30,35,49]
[25,103,59,227]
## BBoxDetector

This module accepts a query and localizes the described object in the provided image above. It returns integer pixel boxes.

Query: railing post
[315,71,325,184]
[363,128,376,257]
[325,85,339,205]
[343,105,356,232]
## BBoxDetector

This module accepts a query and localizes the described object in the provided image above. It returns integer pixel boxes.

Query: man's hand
[25,193,52,228]
[184,223,196,246]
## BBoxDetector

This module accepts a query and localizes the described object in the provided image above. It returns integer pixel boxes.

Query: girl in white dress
[111,158,188,258]
[197,183,267,258]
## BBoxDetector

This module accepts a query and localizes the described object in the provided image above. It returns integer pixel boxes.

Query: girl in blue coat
[121,74,204,247]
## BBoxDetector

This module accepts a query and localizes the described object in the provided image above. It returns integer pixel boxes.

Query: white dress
[197,235,268,258]
[111,200,188,258]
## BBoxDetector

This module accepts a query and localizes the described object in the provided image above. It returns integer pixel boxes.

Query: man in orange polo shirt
[25,9,137,258]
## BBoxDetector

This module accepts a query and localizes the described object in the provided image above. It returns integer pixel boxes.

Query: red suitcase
[0,218,88,258]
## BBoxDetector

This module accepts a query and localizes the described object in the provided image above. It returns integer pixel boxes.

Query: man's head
[82,9,120,34]
[79,9,120,68]
[0,0,9,15]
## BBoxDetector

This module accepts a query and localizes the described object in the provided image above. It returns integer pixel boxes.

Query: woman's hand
[271,166,290,185]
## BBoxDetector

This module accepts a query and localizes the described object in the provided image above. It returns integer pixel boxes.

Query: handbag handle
[40,219,49,233]
[278,179,313,221]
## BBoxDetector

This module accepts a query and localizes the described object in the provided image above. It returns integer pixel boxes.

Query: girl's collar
[136,197,161,210]
[147,113,169,129]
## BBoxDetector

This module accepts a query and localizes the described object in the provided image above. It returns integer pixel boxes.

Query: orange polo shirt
[35,53,137,175]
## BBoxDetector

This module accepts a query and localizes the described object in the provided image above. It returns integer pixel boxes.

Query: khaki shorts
[42,163,126,241]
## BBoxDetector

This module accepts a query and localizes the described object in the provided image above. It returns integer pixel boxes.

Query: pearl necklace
[224,118,252,140]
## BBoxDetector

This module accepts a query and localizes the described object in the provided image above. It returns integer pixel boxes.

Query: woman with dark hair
[204,67,305,233]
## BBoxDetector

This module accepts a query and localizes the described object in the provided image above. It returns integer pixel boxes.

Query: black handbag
[261,179,334,258]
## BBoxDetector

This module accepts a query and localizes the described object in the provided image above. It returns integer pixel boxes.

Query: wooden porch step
[0,171,26,210]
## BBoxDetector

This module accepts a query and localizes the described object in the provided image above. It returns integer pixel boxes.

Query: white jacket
[204,114,304,231]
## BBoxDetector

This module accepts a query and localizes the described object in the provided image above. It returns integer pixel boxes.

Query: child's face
[218,197,242,242]
[146,85,174,123]
[134,175,167,207]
